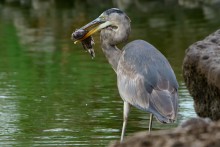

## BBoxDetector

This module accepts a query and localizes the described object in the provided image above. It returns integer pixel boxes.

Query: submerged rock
[109,117,220,147]
[182,29,220,120]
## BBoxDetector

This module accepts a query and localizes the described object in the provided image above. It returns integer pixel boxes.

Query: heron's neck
[101,40,122,72]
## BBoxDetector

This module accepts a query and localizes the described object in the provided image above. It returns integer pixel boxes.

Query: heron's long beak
[74,17,112,44]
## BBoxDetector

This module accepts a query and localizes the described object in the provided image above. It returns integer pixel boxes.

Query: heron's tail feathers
[149,89,178,123]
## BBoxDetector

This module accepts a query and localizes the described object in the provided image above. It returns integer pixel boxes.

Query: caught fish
[72,29,95,58]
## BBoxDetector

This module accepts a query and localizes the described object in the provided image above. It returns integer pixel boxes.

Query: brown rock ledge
[109,118,220,147]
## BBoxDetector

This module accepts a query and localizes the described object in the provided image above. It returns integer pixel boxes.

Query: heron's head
[74,8,131,45]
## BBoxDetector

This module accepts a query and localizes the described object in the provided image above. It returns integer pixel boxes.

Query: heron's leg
[120,101,130,142]
[148,113,153,132]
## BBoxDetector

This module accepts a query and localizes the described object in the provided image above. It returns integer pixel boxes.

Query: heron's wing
[117,40,178,122]
[117,69,151,110]
[149,87,178,122]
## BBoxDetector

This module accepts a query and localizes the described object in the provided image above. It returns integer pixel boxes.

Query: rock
[179,117,211,128]
[109,117,220,147]
[182,29,220,120]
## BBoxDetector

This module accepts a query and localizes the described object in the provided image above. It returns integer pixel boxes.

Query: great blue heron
[72,8,179,142]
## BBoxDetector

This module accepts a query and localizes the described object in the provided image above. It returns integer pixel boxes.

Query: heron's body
[117,40,178,123]
[73,8,179,142]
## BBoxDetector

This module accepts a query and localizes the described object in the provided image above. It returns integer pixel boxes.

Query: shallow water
[0,1,220,146]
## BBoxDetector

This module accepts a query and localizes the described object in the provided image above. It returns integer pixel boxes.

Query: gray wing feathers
[150,89,178,120]
[117,40,178,121]
[117,69,150,110]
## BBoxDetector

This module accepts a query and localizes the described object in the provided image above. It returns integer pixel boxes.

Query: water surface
[0,1,220,146]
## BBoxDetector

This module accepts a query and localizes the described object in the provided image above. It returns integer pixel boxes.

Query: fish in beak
[72,29,95,58]
[71,17,112,58]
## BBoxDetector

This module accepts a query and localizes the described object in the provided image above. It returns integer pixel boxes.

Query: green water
[0,1,219,146]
